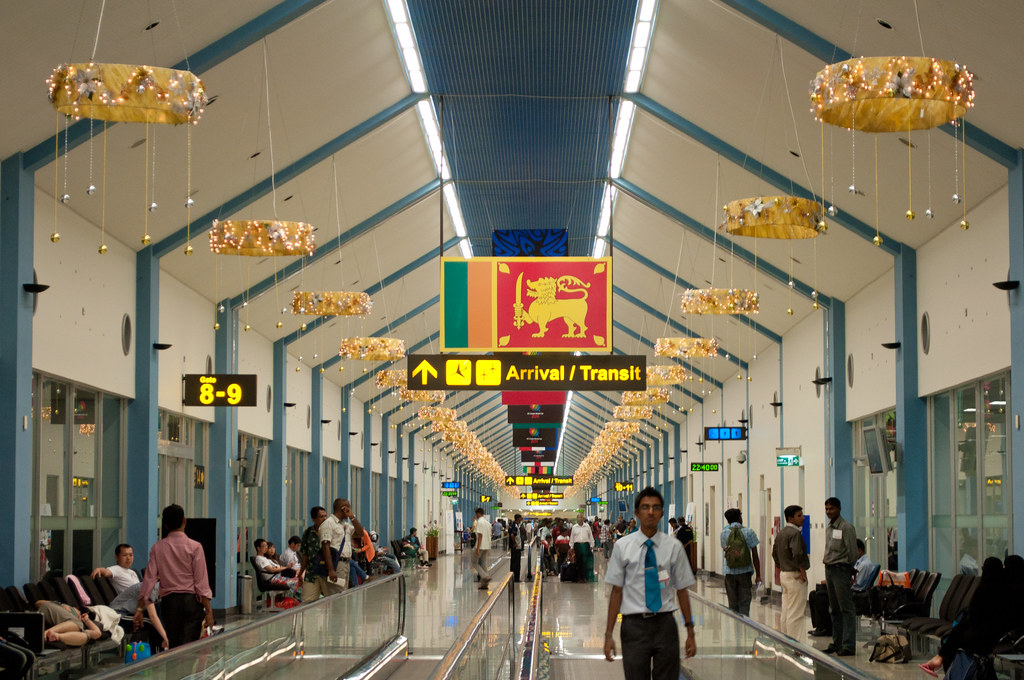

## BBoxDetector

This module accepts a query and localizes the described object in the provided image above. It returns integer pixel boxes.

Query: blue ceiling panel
[409,0,636,256]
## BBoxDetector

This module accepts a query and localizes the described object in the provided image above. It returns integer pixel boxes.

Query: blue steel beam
[619,99,904,256]
[714,0,1018,170]
[21,0,335,173]
[222,177,439,307]
[613,239,791,338]
[159,97,429,259]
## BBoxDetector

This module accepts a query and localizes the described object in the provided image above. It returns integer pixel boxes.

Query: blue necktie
[644,539,661,613]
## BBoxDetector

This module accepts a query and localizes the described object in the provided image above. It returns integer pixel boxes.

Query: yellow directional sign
[504,475,573,487]
[480,495,492,503]
[614,482,634,492]
[526,500,558,507]
[407,354,645,392]
[519,492,564,500]
[411,359,438,386]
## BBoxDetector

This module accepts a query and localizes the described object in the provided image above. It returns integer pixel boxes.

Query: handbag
[944,651,995,680]
[868,633,911,663]
[124,631,151,665]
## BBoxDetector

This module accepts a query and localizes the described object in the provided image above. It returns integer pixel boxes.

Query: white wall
[159,273,217,422]
[322,380,342,461]
[845,271,896,421]
[917,186,1011,396]
[33,188,136,397]
[237,330,274,440]
[284,354,312,452]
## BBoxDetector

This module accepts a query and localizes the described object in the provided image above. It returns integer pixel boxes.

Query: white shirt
[605,530,695,615]
[319,514,354,559]
[253,554,278,578]
[107,564,140,594]
[280,547,300,568]
[570,522,594,547]
[475,517,492,550]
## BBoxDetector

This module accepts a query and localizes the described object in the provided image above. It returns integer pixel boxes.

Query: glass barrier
[428,572,516,680]
[685,590,875,680]
[515,555,543,680]
[94,572,406,680]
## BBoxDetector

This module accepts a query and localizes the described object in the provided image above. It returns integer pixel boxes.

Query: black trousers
[620,612,680,680]
[161,592,206,648]
[510,548,522,582]
[808,584,833,633]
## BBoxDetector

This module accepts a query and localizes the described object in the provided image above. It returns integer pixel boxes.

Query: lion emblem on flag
[513,274,590,338]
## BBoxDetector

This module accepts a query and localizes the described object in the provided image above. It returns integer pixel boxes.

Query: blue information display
[704,426,748,441]
[589,497,601,503]
[441,481,461,489]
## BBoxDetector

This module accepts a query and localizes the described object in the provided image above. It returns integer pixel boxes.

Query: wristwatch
[683,620,695,628]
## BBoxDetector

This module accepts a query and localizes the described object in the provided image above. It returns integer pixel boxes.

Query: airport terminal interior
[1,0,1023,678]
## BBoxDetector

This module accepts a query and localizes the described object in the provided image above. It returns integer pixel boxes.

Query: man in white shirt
[280,536,301,570]
[91,544,140,594]
[473,508,493,590]
[319,498,358,594]
[570,514,596,583]
[604,487,697,680]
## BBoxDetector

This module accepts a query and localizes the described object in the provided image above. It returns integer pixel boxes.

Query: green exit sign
[691,462,720,472]
[777,454,801,467]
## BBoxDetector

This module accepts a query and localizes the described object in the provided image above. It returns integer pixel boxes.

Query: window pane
[102,395,122,519]
[982,377,1009,557]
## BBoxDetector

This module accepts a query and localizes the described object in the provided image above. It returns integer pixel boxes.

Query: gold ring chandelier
[681,288,759,315]
[613,405,653,420]
[810,56,974,133]
[47,63,207,124]
[292,291,372,316]
[337,337,405,361]
[647,365,687,386]
[721,196,825,239]
[621,388,670,406]
[210,220,316,257]
[375,369,407,389]
[398,388,445,403]
[656,337,718,359]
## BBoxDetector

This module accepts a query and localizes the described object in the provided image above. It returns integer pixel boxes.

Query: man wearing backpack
[720,508,761,615]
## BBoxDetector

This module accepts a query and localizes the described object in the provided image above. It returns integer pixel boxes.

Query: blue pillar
[209,299,237,609]
[673,422,682,516]
[828,302,853,505]
[1009,150,1024,555]
[380,414,391,544]
[406,431,415,532]
[394,424,405,542]
[309,371,323,511]
[339,391,350,500]
[895,246,928,569]
[126,247,160,559]
[0,154,35,586]
[361,408,372,527]
[267,340,287,545]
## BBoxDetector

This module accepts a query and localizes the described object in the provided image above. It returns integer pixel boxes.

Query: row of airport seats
[0,572,149,677]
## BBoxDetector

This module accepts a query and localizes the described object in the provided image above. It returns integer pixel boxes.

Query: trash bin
[237,574,253,615]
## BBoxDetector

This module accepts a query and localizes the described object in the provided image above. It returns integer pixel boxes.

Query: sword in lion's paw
[512,272,526,329]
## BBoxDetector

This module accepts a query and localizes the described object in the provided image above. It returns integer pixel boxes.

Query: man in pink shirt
[134,504,213,648]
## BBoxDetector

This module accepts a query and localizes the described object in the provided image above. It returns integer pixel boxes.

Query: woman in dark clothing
[921,557,1011,673]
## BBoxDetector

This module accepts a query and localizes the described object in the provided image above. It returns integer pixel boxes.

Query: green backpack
[724,526,751,569]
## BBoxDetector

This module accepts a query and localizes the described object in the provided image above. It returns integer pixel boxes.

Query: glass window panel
[101,394,122,519]
[982,377,1010,557]
[955,385,979,519]
[40,380,68,519]
[931,392,954,577]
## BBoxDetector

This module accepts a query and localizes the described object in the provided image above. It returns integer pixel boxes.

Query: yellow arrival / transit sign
[504,475,573,487]
[407,354,645,391]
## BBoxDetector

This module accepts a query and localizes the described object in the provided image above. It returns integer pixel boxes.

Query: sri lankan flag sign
[441,257,611,352]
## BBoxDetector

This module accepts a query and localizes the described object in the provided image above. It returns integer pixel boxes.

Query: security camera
[737,450,747,464]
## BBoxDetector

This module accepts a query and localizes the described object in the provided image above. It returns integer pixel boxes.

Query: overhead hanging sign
[704,426,748,441]
[504,475,573,487]
[507,404,565,423]
[512,427,558,448]
[441,490,458,497]
[440,481,461,489]
[408,354,646,391]
[182,374,258,406]
[519,492,564,500]
[614,482,634,492]
[440,257,612,353]
[480,495,492,503]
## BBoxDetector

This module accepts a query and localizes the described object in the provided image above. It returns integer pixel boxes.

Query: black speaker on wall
[183,518,217,599]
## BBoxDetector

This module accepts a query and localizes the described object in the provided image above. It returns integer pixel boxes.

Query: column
[209,299,237,609]
[339,390,350,499]
[308,370,323,511]
[380,413,391,544]
[1009,151,1024,554]
[394,424,405,543]
[895,246,928,569]
[827,302,853,504]
[267,339,287,545]
[360,408,372,527]
[126,247,160,558]
[0,154,35,586]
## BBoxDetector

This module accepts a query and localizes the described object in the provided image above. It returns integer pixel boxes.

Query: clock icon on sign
[445,359,472,386]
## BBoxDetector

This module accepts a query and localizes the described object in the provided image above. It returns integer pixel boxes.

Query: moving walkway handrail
[688,589,875,680]
[427,571,515,680]
[93,571,406,679]
[515,554,543,680]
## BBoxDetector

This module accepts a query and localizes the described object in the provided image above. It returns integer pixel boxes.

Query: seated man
[402,528,431,569]
[370,532,401,574]
[254,539,299,593]
[852,539,875,592]
[90,543,139,594]
[280,536,301,570]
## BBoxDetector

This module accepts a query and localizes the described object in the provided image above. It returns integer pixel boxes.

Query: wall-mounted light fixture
[881,341,901,349]
[23,283,50,293]
[153,342,173,350]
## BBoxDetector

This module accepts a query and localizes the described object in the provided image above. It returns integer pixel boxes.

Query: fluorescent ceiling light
[403,48,422,73]
[638,0,656,22]
[592,239,606,259]
[409,70,426,93]
[990,400,1006,406]
[634,22,652,48]
[386,0,407,22]
[963,407,977,413]
[459,238,473,259]
[395,22,415,49]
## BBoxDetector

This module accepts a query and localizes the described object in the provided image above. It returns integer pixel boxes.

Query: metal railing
[93,572,407,680]
[515,554,543,680]
[427,572,516,680]
[685,589,877,680]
